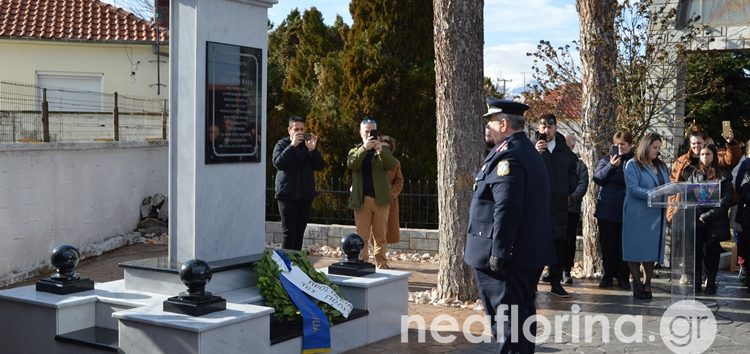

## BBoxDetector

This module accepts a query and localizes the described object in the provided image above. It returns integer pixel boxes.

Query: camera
[369,129,378,140]
[536,132,547,142]
[304,133,313,141]
[610,144,619,157]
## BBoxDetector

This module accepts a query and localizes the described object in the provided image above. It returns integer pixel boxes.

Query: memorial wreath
[255,249,346,323]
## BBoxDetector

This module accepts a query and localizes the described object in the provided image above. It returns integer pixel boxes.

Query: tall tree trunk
[577,0,618,277]
[433,0,483,301]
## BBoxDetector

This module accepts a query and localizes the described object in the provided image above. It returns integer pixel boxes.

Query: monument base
[328,262,376,277]
[163,295,227,316]
[35,277,94,295]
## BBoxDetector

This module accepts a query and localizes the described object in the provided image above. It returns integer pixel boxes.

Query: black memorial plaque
[205,41,262,164]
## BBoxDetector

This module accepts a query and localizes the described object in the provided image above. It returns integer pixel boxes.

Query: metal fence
[265,178,438,229]
[0,81,168,143]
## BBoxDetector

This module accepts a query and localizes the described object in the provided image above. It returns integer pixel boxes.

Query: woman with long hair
[685,144,732,294]
[622,132,669,299]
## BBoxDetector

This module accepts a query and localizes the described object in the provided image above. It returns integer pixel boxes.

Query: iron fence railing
[0,81,168,143]
[265,178,438,229]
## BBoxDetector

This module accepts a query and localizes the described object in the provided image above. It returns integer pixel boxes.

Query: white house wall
[0,39,168,98]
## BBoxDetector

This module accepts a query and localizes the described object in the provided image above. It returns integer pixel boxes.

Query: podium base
[163,295,226,316]
[36,277,94,295]
[328,261,376,277]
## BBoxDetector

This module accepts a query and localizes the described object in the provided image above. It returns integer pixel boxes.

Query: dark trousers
[738,230,749,268]
[564,212,580,271]
[695,227,723,285]
[548,239,567,285]
[475,267,541,354]
[277,199,313,250]
[598,219,629,282]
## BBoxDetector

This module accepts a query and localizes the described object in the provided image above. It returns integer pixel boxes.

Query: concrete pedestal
[114,303,273,353]
[322,268,410,343]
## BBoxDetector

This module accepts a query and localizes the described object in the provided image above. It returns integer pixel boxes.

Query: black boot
[704,272,717,295]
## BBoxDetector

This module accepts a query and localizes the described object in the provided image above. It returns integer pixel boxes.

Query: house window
[37,72,104,112]
[678,0,750,28]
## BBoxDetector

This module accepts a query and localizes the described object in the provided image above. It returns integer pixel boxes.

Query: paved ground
[7,243,750,353]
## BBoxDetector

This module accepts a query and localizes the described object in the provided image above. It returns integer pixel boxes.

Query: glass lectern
[647,181,721,302]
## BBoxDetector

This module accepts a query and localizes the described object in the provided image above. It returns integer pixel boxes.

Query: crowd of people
[270,103,750,352]
[271,116,404,270]
[465,97,750,352]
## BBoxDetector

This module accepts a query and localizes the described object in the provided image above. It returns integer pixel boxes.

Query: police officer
[465,98,556,353]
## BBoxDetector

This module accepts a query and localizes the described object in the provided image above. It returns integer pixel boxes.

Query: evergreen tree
[342,0,436,181]
[283,8,338,117]
[267,9,303,172]
[687,51,750,143]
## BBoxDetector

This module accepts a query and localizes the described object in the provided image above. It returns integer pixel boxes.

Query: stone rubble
[137,193,169,235]
[132,231,169,245]
[408,288,484,310]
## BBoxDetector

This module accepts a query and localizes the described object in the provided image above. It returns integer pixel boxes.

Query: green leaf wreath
[254,249,346,323]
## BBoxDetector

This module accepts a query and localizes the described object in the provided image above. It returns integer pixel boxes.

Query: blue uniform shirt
[464,131,557,271]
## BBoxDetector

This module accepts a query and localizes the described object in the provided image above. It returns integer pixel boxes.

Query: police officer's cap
[483,97,530,118]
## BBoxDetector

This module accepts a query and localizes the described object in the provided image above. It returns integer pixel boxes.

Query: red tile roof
[0,0,168,42]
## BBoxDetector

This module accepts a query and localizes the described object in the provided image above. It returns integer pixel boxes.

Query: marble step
[55,326,118,353]
[269,308,369,345]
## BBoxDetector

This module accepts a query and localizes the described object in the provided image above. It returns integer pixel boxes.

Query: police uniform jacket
[464,131,557,271]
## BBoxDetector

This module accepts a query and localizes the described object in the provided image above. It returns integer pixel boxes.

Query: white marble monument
[0,1,410,352]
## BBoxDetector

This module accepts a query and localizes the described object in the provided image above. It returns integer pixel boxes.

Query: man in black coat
[272,116,326,250]
[535,113,577,297]
[465,98,556,353]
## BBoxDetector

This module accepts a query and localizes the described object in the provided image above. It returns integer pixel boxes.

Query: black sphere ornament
[36,244,94,294]
[328,233,375,276]
[179,259,213,298]
[341,233,365,263]
[163,259,226,316]
[50,244,81,281]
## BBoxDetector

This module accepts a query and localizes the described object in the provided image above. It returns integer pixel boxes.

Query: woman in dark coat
[592,131,634,290]
[685,144,732,294]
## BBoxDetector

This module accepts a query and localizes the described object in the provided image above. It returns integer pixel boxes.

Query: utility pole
[521,72,528,93]
[496,78,512,96]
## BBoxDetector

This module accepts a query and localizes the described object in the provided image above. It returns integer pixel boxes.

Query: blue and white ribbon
[271,250,353,317]
[271,250,353,354]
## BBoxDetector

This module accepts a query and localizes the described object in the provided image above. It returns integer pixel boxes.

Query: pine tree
[342,0,436,181]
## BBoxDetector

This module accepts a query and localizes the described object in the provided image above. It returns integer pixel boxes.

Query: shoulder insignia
[495,140,509,152]
[497,160,510,176]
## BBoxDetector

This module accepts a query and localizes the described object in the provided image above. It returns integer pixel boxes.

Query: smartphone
[536,132,547,141]
[610,144,619,157]
[722,121,732,139]
[369,129,378,140]
[304,133,313,141]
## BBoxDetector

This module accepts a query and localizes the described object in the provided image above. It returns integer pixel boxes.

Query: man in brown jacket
[667,130,741,221]
[379,135,404,244]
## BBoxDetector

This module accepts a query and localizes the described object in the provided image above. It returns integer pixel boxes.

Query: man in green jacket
[347,118,398,269]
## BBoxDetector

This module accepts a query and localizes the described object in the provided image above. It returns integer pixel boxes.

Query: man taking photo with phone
[272,116,326,250]
[535,113,578,298]
[347,118,397,269]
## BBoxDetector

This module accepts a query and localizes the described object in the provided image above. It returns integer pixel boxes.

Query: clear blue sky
[105,0,580,93]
